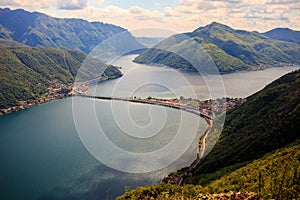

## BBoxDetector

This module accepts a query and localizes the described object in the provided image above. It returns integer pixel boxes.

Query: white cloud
[57,0,88,10]
[129,6,143,14]
[0,0,19,6]
[266,0,299,4]
[0,0,89,10]
[1,0,300,36]
[93,0,103,5]
[2,0,58,9]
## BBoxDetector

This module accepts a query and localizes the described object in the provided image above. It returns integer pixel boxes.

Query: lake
[0,55,299,199]
[90,55,299,99]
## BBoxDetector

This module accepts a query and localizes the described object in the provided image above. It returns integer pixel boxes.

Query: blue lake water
[0,55,299,199]
[91,55,300,99]
[0,97,206,200]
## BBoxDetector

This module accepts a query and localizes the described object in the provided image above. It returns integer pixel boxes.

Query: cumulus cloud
[0,0,19,6]
[0,0,89,10]
[57,0,88,10]
[129,6,143,14]
[210,0,243,3]
[158,0,300,32]
[0,0,59,10]
[1,0,300,35]
[93,0,103,5]
[266,0,299,4]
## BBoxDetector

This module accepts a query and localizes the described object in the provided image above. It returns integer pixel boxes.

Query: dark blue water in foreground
[0,98,206,200]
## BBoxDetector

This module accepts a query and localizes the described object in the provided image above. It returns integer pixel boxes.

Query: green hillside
[0,38,27,47]
[134,22,300,73]
[207,140,300,199]
[117,69,300,199]
[190,69,300,184]
[118,141,299,199]
[0,8,144,53]
[0,46,122,109]
[264,28,300,44]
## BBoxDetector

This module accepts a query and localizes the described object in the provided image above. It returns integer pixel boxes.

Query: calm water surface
[0,98,206,200]
[0,55,299,200]
[91,55,300,99]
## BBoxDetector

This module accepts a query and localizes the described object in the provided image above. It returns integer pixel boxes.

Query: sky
[0,0,299,37]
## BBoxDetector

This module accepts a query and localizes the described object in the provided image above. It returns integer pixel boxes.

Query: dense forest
[0,46,122,109]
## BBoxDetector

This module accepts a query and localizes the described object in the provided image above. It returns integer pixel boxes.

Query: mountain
[189,68,300,184]
[264,28,300,44]
[0,8,145,54]
[117,69,300,199]
[134,22,300,73]
[0,46,122,110]
[0,38,27,47]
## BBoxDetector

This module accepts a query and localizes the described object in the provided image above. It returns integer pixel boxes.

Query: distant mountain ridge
[264,28,300,44]
[134,22,300,73]
[0,8,145,53]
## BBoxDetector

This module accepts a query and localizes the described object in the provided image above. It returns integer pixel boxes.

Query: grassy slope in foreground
[134,22,300,73]
[117,69,300,199]
[208,140,300,199]
[117,140,299,200]
[0,46,122,109]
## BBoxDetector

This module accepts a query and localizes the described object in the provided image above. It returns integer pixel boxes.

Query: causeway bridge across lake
[77,94,213,120]
[73,78,217,186]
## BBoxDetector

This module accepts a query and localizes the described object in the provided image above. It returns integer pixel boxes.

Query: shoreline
[133,60,296,75]
[0,94,72,116]
[162,117,213,186]
[0,87,73,115]
[2,63,296,116]
[0,75,122,116]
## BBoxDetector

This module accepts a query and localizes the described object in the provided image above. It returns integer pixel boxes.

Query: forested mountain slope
[134,22,300,73]
[0,46,122,109]
[264,28,300,44]
[0,8,144,53]
[190,69,300,184]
